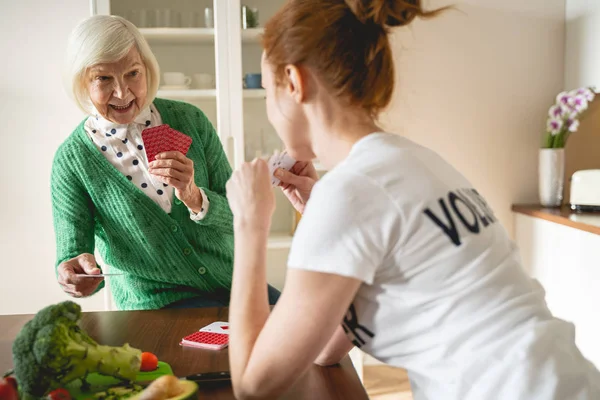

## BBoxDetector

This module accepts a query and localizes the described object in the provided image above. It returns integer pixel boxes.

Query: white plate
[159,85,190,90]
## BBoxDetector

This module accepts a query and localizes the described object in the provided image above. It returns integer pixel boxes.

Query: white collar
[90,105,153,140]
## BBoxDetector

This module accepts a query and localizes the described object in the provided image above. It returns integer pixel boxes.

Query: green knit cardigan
[51,98,234,310]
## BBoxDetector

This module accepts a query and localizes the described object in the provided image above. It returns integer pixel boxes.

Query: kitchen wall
[380,0,566,237]
[0,1,107,314]
[565,0,600,89]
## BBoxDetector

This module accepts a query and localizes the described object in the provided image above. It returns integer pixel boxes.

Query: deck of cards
[267,151,296,186]
[180,321,230,350]
[141,124,193,162]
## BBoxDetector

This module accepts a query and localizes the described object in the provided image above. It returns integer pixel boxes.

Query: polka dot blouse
[83,104,209,219]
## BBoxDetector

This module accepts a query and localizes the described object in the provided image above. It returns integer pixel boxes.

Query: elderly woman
[52,15,280,310]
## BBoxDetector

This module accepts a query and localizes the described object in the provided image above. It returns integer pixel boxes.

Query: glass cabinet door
[226,0,298,253]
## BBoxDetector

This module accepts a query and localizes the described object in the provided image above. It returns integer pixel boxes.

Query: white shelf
[242,89,266,98]
[140,28,215,44]
[157,89,216,99]
[241,28,264,43]
[157,89,265,100]
[268,233,294,249]
[139,27,264,44]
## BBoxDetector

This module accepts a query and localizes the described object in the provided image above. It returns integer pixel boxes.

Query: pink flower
[568,119,580,133]
[556,92,572,106]
[572,87,595,102]
[548,105,566,118]
[547,118,563,135]
[568,95,589,113]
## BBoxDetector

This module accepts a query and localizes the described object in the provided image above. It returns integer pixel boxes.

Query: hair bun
[344,0,437,28]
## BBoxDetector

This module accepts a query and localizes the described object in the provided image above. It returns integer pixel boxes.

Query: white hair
[64,15,160,115]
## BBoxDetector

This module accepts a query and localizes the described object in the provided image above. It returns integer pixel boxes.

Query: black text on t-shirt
[342,303,375,348]
[423,188,497,247]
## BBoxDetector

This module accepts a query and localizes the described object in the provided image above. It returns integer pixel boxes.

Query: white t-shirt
[288,133,600,400]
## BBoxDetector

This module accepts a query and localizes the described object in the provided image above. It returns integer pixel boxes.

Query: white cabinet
[93,0,304,290]
[514,213,600,368]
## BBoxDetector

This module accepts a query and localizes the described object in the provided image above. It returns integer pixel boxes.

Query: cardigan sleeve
[51,144,105,293]
[190,110,234,233]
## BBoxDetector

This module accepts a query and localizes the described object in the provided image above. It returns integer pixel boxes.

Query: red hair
[262,0,447,118]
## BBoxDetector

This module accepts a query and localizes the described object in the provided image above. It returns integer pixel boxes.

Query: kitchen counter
[512,204,600,367]
[511,204,600,236]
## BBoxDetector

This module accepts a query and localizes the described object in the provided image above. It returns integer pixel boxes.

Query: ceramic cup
[163,72,191,87]
[193,73,215,89]
[244,73,262,89]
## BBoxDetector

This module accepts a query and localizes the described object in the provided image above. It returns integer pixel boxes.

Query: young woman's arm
[226,160,387,399]
[314,325,354,366]
[229,241,361,399]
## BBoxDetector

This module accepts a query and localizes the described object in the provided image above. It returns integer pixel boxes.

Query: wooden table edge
[511,204,600,236]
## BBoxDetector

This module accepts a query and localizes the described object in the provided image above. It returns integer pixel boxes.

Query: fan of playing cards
[142,124,193,162]
[267,151,297,186]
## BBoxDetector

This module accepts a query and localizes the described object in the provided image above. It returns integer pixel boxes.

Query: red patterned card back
[180,331,229,350]
[142,124,193,162]
[165,127,193,156]
[142,124,171,162]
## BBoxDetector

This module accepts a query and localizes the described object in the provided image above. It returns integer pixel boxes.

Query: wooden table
[0,308,368,400]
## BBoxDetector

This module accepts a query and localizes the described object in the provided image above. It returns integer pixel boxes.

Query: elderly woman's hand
[149,151,203,212]
[57,253,104,297]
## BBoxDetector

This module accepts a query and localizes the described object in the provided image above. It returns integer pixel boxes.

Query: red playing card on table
[180,322,229,350]
[141,124,193,162]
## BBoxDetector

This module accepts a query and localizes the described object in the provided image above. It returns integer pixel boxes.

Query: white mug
[163,72,191,87]
[193,73,215,89]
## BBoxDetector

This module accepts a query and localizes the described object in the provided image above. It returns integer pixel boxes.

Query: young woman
[225,0,600,399]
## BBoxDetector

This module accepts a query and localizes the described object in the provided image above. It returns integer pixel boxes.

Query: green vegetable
[12,301,142,398]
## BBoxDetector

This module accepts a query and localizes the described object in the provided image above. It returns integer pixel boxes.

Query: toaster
[570,169,600,212]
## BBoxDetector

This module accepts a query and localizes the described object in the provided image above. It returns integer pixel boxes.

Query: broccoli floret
[12,301,142,398]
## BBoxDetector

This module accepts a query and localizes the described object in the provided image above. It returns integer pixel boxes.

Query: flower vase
[538,148,565,207]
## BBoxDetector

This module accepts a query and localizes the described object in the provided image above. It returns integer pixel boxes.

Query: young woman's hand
[226,158,275,231]
[276,161,319,214]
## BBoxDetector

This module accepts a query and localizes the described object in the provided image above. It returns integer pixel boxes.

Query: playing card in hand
[141,124,192,162]
[268,151,296,186]
[163,126,193,155]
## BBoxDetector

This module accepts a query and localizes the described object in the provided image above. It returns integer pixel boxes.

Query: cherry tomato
[0,378,18,400]
[4,377,17,390]
[140,352,159,372]
[48,388,71,400]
